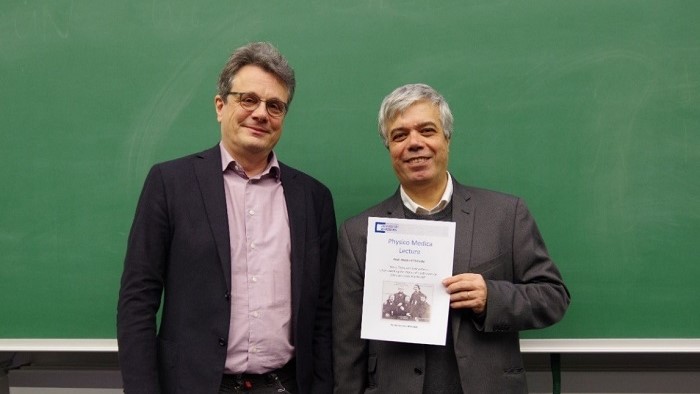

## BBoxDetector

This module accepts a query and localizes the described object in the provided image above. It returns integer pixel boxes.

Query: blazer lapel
[450,180,474,344]
[451,182,474,275]
[192,146,232,290]
[382,190,406,219]
[280,163,305,324]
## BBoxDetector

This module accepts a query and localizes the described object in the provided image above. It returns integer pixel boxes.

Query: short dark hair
[217,42,296,107]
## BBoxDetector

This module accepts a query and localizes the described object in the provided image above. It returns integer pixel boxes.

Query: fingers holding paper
[442,273,487,314]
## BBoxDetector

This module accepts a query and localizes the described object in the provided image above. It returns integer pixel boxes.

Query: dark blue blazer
[118,145,337,393]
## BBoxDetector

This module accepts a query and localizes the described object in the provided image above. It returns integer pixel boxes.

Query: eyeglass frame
[226,91,289,118]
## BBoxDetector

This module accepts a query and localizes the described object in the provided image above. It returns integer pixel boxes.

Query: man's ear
[214,95,225,121]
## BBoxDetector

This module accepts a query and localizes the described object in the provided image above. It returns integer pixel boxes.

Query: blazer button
[218,338,226,347]
[224,292,231,300]
[414,368,423,375]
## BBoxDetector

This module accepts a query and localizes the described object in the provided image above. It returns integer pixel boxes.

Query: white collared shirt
[400,172,454,215]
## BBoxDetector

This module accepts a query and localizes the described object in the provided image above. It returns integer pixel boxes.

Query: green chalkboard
[1,0,699,340]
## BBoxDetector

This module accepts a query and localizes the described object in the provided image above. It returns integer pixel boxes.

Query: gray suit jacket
[333,178,570,394]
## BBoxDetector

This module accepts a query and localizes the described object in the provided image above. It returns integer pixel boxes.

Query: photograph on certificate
[381,281,433,323]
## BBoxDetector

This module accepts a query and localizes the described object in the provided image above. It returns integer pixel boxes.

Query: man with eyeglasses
[118,42,337,394]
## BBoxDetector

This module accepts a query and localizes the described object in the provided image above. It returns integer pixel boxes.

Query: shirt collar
[219,142,281,181]
[400,172,453,215]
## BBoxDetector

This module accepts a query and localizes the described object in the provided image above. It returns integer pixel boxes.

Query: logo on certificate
[374,222,399,233]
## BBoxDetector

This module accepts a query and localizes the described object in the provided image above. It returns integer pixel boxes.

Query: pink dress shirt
[220,144,294,374]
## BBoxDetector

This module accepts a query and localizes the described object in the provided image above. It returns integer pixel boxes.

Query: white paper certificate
[361,217,456,345]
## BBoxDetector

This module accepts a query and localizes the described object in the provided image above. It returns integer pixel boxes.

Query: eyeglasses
[227,91,288,118]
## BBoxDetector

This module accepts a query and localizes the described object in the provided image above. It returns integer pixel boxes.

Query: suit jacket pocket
[157,337,178,392]
[503,367,527,393]
[470,251,510,280]
[367,354,377,388]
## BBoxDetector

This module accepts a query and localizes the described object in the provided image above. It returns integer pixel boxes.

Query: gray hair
[217,42,296,107]
[378,83,453,147]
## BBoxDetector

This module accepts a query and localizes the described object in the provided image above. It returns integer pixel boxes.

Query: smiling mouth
[245,125,269,134]
[405,157,430,164]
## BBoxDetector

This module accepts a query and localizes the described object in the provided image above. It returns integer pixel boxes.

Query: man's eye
[268,101,283,111]
[242,96,259,104]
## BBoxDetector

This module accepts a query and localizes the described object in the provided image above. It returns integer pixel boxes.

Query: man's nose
[406,131,425,149]
[250,102,269,121]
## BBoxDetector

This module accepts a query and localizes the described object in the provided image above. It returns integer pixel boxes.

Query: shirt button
[248,209,255,215]
[252,311,259,318]
[250,243,256,249]
[251,276,257,283]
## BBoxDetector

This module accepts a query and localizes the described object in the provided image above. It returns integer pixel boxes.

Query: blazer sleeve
[332,221,369,394]
[481,198,570,332]
[117,165,169,393]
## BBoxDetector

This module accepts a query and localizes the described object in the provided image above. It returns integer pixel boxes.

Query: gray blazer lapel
[382,190,406,218]
[451,182,474,275]
[193,146,232,290]
[450,180,474,344]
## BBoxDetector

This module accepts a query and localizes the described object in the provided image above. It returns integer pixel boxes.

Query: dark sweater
[404,202,463,394]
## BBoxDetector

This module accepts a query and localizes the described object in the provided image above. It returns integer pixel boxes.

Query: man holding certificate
[333,83,570,393]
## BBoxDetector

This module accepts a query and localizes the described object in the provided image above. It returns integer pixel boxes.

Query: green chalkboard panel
[1,0,698,339]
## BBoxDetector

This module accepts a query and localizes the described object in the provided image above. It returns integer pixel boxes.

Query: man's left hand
[442,273,487,314]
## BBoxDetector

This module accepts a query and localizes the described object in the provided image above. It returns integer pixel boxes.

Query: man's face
[386,101,450,191]
[215,65,289,160]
